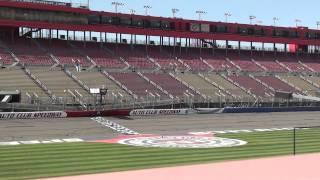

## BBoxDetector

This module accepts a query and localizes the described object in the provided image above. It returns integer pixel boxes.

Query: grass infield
[0,129,319,179]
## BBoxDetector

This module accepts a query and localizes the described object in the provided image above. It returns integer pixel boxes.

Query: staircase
[226,58,242,71]
[67,41,97,70]
[221,74,256,99]
[251,58,267,71]
[64,69,91,93]
[148,57,161,71]
[298,61,315,73]
[275,75,303,94]
[102,46,130,71]
[198,73,235,98]
[200,57,214,72]
[137,72,173,99]
[102,71,137,99]
[169,72,206,99]
[177,58,191,72]
[24,67,57,101]
[248,74,274,96]
[299,75,320,89]
[275,60,292,72]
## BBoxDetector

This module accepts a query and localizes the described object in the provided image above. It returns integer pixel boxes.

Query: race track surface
[0,112,320,141]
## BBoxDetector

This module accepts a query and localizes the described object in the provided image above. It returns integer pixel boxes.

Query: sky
[68,0,320,29]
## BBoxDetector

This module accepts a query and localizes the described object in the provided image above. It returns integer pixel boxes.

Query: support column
[250,41,253,57]
[238,41,241,56]
[179,37,182,56]
[226,40,229,57]
[145,35,148,54]
[67,30,69,41]
[212,39,215,56]
[273,43,276,58]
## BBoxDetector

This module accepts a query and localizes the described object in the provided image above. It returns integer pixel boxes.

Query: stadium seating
[277,54,310,73]
[110,72,167,99]
[229,75,272,98]
[300,56,320,72]
[0,69,47,101]
[227,50,263,72]
[148,46,187,70]
[255,76,299,93]
[73,71,131,99]
[37,39,91,66]
[204,74,249,97]
[71,42,126,69]
[31,69,89,97]
[178,48,211,71]
[111,44,155,69]
[175,73,220,98]
[279,75,318,96]
[5,38,53,65]
[0,49,13,65]
[3,36,320,105]
[250,51,288,72]
[144,73,198,98]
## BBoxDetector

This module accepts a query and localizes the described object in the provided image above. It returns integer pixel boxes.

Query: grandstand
[0,0,320,110]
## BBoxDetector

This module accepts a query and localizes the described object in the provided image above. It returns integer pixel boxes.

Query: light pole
[196,10,207,21]
[295,19,301,27]
[144,5,152,16]
[317,21,320,30]
[172,8,179,18]
[224,12,231,22]
[129,9,136,15]
[273,17,279,26]
[249,15,256,25]
[111,2,124,13]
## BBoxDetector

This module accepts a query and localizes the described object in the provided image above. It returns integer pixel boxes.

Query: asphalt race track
[1,112,320,141]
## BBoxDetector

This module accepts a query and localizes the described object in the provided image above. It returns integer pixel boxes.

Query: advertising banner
[190,23,200,32]
[130,109,188,116]
[0,111,67,119]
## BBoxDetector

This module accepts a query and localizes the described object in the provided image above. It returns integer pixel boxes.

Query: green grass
[0,129,320,180]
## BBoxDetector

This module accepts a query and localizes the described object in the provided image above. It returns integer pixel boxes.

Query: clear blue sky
[68,0,320,29]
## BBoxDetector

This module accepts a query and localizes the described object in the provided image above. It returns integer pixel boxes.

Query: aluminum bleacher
[175,73,220,98]
[111,44,155,69]
[279,75,318,96]
[31,69,89,98]
[0,49,13,65]
[71,42,126,69]
[37,39,90,66]
[74,71,131,99]
[227,50,263,72]
[229,75,272,98]
[277,53,310,73]
[255,76,299,93]
[5,38,53,65]
[204,74,249,97]
[0,68,47,101]
[110,72,167,99]
[144,72,198,98]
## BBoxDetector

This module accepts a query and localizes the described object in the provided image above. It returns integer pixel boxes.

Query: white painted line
[63,138,84,142]
[20,140,41,145]
[0,142,20,146]
[0,138,85,146]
